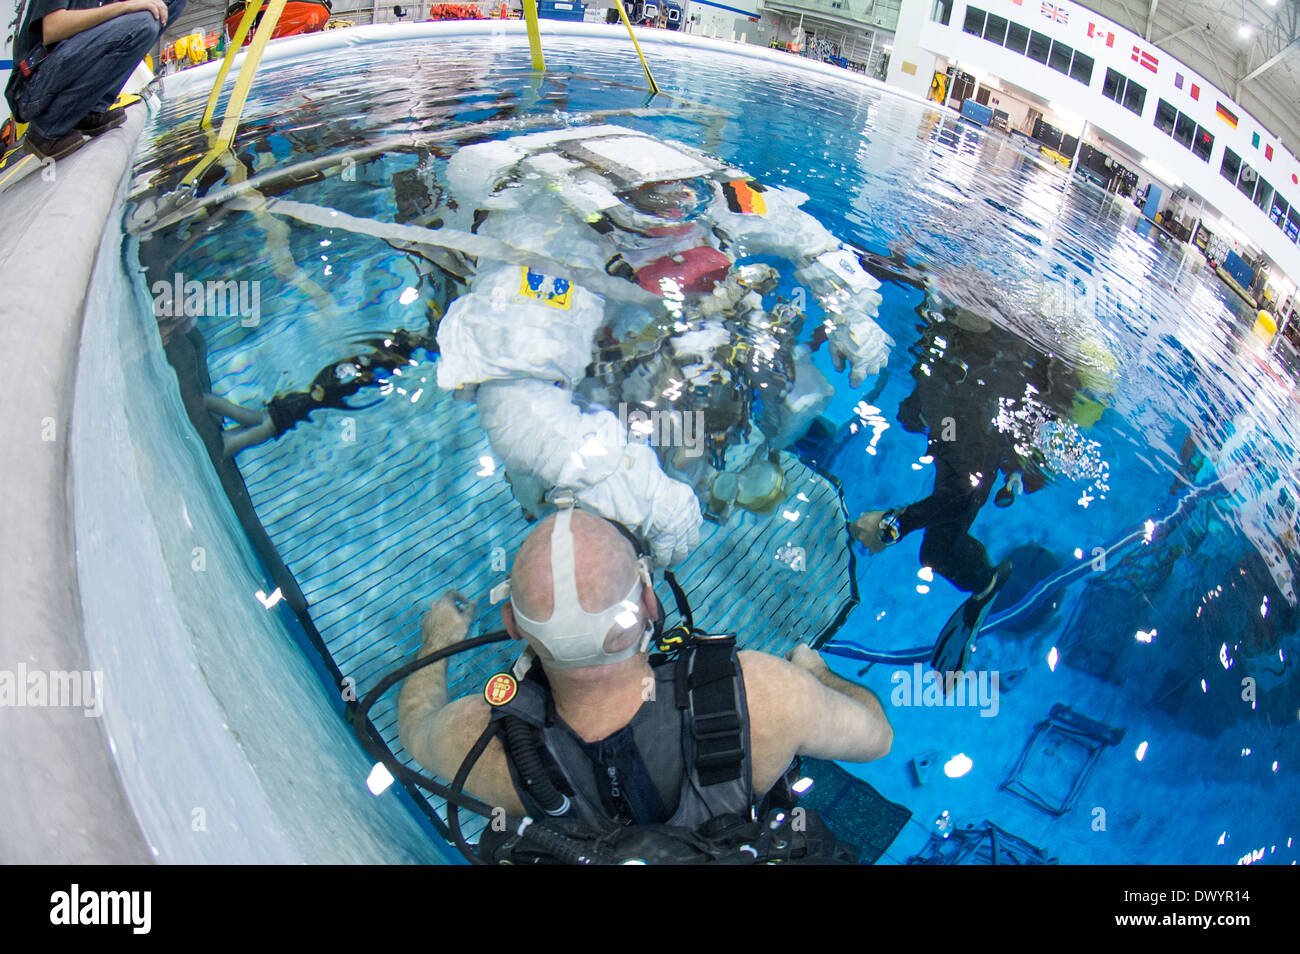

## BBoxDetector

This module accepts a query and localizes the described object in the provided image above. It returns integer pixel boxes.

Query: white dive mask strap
[510,505,654,669]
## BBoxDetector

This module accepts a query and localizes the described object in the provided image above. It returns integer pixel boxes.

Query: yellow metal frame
[520,0,658,95]
[522,0,545,71]
[201,0,267,130]
[177,0,660,198]
[183,0,288,187]
[610,1,660,95]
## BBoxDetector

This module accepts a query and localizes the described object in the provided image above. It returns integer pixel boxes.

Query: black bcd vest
[476,634,860,865]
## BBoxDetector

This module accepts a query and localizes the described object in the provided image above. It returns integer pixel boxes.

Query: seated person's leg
[18,10,167,141]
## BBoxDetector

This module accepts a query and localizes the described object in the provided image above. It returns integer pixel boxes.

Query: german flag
[722,178,767,215]
[1216,101,1238,128]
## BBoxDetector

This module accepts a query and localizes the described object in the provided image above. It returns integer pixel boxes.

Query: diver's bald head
[510,509,642,628]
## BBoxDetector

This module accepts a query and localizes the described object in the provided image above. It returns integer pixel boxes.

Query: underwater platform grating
[231,360,859,845]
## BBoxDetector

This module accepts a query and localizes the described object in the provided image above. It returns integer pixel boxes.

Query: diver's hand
[786,643,830,676]
[850,510,891,554]
[419,591,477,655]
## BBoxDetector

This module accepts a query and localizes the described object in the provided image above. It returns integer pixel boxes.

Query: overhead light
[1140,155,1183,189]
[1048,102,1083,133]
[1238,24,1252,39]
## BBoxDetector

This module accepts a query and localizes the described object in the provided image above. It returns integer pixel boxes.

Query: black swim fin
[930,560,1013,675]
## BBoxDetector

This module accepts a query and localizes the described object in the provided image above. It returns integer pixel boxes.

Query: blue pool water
[129,28,1299,863]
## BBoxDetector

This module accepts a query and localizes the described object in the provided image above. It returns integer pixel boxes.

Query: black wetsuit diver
[854,304,1080,671]
[203,328,438,457]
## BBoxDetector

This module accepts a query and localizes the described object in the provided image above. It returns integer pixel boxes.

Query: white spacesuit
[435,124,890,566]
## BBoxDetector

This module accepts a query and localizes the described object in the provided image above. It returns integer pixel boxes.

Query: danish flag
[1087,22,1115,47]
[1131,45,1159,73]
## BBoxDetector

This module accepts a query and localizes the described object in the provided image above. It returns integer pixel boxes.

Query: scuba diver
[849,302,1087,673]
[202,328,437,457]
[395,497,893,864]
[434,123,892,567]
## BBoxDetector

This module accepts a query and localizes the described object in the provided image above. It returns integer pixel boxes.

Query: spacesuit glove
[828,310,892,387]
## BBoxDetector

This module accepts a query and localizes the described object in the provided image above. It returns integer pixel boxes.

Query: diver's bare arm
[787,645,893,762]
[43,0,165,45]
[396,648,448,767]
[397,594,470,769]
[742,649,891,795]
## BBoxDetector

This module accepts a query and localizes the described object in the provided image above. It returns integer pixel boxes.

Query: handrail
[611,3,660,95]
[182,0,288,187]
[201,0,267,130]
[522,0,545,71]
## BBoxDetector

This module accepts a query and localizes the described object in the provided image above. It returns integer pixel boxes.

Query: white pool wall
[73,192,448,863]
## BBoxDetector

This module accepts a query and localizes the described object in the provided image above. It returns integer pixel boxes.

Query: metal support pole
[522,0,545,71]
[1069,118,1089,175]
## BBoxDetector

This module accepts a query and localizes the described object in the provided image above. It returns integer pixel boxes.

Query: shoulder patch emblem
[484,673,518,706]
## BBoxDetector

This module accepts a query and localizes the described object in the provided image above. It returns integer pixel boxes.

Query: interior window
[1122,78,1146,116]
[1221,148,1241,183]
[1005,22,1030,54]
[1102,68,1124,102]
[1154,100,1177,135]
[1253,177,1273,213]
[1028,31,1052,64]
[1191,126,1214,162]
[983,13,1008,44]
[1069,51,1093,84]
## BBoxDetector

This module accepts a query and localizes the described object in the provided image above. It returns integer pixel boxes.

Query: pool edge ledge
[0,108,153,864]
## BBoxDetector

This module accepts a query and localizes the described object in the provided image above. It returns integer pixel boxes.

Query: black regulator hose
[351,630,512,863]
[503,717,570,817]
[446,718,501,866]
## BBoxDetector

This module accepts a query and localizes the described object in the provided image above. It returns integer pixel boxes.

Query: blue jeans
[16,0,187,137]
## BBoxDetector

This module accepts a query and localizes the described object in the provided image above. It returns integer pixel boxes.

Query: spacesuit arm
[475,379,702,567]
[714,184,892,386]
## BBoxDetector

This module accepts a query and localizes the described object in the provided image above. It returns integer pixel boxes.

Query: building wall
[683,0,762,40]
[912,0,1300,285]
[884,0,937,98]
[977,81,1035,133]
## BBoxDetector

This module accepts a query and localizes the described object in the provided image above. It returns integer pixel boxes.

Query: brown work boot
[25,127,87,161]
[75,108,127,137]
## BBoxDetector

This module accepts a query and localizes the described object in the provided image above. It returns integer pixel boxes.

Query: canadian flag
[1087,22,1115,47]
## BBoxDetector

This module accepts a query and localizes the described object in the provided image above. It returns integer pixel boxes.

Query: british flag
[1041,2,1068,23]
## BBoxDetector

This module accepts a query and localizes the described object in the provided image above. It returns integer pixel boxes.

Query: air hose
[502,717,570,817]
[351,630,513,863]
[824,477,1227,666]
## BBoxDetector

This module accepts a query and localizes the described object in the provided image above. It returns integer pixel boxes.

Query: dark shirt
[12,0,112,66]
